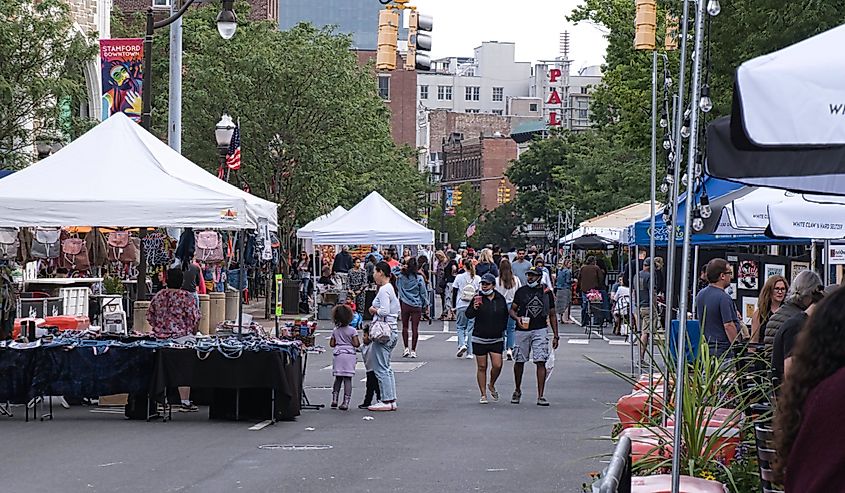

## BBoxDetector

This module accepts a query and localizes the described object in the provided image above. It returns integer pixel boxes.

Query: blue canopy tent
[625,176,809,247]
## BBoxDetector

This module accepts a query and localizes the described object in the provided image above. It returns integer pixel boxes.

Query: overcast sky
[411,0,609,72]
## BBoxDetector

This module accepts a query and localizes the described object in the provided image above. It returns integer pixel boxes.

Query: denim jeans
[372,327,398,402]
[580,293,590,325]
[504,316,516,349]
[456,306,475,355]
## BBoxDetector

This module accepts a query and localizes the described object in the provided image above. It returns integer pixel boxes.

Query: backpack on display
[195,231,224,262]
[460,282,478,302]
[0,228,20,261]
[32,227,61,259]
[107,231,138,263]
[142,232,170,266]
[60,238,90,271]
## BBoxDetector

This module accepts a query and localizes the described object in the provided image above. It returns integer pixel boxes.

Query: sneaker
[403,348,410,358]
[409,351,417,358]
[358,403,371,410]
[465,354,473,359]
[479,396,488,404]
[368,401,397,412]
[178,403,198,412]
[456,345,467,358]
[511,390,521,404]
[488,386,499,402]
[506,349,513,361]
[537,397,550,407]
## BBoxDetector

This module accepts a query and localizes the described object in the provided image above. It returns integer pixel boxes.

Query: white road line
[249,420,273,431]
[591,330,611,342]
[418,335,434,341]
[568,339,589,345]
[442,320,450,333]
[446,336,458,342]
[609,340,630,346]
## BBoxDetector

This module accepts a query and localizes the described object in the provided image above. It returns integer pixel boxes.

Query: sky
[411,0,609,72]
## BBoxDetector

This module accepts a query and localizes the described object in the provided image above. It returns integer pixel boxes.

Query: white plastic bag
[545,348,556,383]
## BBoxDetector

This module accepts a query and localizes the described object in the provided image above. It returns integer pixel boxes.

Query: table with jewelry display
[0,331,302,422]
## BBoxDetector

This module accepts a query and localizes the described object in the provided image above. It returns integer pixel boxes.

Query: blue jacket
[396,273,428,308]
[556,268,572,290]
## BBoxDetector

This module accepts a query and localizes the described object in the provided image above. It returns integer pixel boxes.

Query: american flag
[226,124,241,170]
[466,220,477,238]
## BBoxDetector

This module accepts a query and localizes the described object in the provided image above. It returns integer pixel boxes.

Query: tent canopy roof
[0,113,277,229]
[310,191,434,245]
[296,206,347,240]
[559,202,661,243]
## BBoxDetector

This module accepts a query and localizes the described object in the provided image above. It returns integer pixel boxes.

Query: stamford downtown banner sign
[100,39,144,122]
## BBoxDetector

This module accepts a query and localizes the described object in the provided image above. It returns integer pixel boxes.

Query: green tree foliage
[0,0,96,167]
[472,202,524,250]
[114,4,427,239]
[433,183,480,247]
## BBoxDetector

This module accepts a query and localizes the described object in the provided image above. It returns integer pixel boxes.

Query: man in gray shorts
[508,267,560,406]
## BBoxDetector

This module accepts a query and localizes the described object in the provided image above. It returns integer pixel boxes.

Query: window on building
[581,86,589,94]
[420,85,428,100]
[579,109,589,119]
[492,109,503,115]
[152,0,171,7]
[378,75,390,100]
[465,86,480,101]
[466,109,480,114]
[529,103,539,112]
[438,85,452,100]
[492,87,503,102]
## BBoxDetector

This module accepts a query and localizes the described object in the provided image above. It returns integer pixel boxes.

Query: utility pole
[168,1,183,153]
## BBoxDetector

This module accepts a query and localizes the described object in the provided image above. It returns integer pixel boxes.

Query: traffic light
[406,11,433,71]
[377,9,400,70]
[634,0,656,50]
[453,188,462,207]
[503,187,511,203]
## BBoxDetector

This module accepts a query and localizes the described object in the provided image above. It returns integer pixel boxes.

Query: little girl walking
[330,304,360,410]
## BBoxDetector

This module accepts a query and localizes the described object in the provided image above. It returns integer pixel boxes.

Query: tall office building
[278,0,383,50]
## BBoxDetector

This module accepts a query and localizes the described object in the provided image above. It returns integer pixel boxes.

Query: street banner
[100,38,144,122]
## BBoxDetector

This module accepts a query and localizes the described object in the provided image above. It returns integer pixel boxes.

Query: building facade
[441,133,517,212]
[417,42,531,116]
[356,51,417,148]
[528,61,602,131]
[278,0,382,49]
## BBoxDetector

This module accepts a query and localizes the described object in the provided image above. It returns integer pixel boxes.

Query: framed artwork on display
[738,259,759,290]
[742,296,758,326]
[727,283,738,300]
[791,261,809,282]
[765,264,786,280]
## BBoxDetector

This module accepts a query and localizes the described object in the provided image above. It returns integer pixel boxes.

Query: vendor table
[25,277,103,288]
[0,341,301,422]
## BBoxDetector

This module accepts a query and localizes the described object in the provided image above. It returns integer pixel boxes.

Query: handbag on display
[0,228,20,261]
[107,231,138,263]
[60,238,90,271]
[142,232,170,266]
[369,319,392,343]
[85,229,108,267]
[31,227,61,259]
[195,230,224,262]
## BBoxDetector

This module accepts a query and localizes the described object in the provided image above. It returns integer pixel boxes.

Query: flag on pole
[466,219,477,238]
[226,123,241,170]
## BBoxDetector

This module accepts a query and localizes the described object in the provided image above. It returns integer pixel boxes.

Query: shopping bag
[545,348,556,383]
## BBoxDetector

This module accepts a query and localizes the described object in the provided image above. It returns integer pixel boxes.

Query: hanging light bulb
[707,0,721,16]
[665,76,673,88]
[659,111,668,128]
[666,173,675,185]
[700,85,713,113]
[700,193,712,219]
[663,135,672,150]
[694,152,703,177]
[692,209,705,232]
[681,172,688,185]
[681,124,691,139]
[660,180,669,194]
[663,212,672,224]
[668,152,675,162]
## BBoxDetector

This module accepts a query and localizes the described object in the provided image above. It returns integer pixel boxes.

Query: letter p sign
[549,68,562,82]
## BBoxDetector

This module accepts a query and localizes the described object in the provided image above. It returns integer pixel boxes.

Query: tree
[433,183,481,248]
[0,0,96,168]
[471,202,524,250]
[114,5,427,240]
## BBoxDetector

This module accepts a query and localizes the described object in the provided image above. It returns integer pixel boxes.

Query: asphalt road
[1,320,633,493]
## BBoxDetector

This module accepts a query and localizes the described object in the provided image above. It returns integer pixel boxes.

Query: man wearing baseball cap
[508,267,560,406]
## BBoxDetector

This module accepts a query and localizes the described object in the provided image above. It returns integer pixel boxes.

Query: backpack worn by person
[195,230,224,263]
[460,282,478,302]
[0,228,20,261]
[32,227,61,259]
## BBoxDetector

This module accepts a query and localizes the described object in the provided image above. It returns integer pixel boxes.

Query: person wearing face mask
[508,267,560,406]
[465,273,508,404]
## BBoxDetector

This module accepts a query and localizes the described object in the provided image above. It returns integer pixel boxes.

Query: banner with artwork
[100,38,143,122]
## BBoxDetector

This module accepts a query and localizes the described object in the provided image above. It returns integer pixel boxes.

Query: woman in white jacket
[367,261,401,411]
[453,261,481,358]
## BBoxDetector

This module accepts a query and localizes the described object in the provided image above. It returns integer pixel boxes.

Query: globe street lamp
[215,113,236,181]
[141,0,238,131]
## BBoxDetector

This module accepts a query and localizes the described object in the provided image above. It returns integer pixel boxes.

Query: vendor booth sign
[829,245,845,265]
[100,39,143,122]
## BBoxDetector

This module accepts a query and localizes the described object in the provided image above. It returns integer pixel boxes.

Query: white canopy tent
[560,202,660,244]
[0,113,278,230]
[310,191,434,246]
[296,206,347,253]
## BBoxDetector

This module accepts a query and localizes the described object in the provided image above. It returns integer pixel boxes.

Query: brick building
[356,51,417,149]
[441,133,517,212]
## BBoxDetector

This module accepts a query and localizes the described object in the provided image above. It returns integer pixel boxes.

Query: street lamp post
[141,0,237,132]
[215,113,236,180]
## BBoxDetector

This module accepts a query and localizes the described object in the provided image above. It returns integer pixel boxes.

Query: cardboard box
[99,393,128,406]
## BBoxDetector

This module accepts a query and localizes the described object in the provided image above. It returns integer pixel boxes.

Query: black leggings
[363,370,381,405]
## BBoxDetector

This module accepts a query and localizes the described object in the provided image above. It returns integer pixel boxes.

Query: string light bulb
[700,193,712,219]
[692,208,705,232]
[707,0,721,16]
[700,85,713,113]
[663,135,672,150]
[659,111,668,128]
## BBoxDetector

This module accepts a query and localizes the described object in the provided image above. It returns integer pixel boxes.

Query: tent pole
[662,92,681,426]
[691,245,700,314]
[823,240,831,285]
[634,245,641,375]
[648,49,658,401]
[138,228,148,300]
[628,244,635,377]
[238,230,246,337]
[671,0,706,489]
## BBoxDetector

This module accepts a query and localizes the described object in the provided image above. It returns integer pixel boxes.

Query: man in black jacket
[332,245,354,274]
